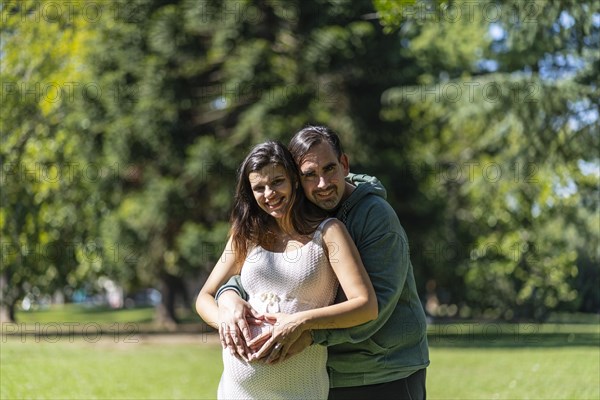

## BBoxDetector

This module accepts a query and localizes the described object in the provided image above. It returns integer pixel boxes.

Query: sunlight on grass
[428,346,599,399]
[3,307,599,400]
[2,335,598,400]
[15,304,156,324]
[1,338,222,400]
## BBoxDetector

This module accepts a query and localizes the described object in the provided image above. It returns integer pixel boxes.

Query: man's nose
[317,176,328,189]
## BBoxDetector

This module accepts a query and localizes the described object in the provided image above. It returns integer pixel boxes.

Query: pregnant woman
[196,140,377,399]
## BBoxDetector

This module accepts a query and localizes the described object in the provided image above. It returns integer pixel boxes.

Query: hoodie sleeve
[312,197,410,346]
[215,275,249,302]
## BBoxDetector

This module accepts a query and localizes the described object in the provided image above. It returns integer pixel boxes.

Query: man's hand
[217,290,263,361]
[282,330,313,361]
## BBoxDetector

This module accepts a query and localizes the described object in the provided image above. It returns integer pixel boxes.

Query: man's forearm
[215,275,248,301]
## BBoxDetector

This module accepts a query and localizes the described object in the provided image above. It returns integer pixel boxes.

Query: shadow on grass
[4,304,206,339]
[427,321,600,348]
[0,321,209,343]
[5,305,600,349]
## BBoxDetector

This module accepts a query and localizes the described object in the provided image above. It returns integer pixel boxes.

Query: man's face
[298,142,349,211]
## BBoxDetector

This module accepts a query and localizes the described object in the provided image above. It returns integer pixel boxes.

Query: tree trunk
[155,272,189,330]
[0,272,16,323]
[0,304,15,323]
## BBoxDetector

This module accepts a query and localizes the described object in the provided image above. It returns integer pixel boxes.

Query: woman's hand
[248,312,306,363]
[217,291,264,361]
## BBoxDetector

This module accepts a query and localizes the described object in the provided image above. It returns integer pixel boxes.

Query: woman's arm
[196,237,240,328]
[296,219,378,329]
[196,237,261,359]
[251,219,378,361]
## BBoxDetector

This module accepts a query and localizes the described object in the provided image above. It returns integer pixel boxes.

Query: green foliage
[1,0,102,311]
[376,0,600,318]
[72,0,413,296]
[2,0,598,322]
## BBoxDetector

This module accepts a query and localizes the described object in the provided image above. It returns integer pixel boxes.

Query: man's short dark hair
[288,125,344,165]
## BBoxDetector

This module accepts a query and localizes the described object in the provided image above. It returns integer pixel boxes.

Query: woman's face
[248,164,294,220]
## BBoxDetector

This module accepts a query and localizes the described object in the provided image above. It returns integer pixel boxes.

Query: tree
[1,0,101,320]
[74,0,417,326]
[4,0,596,324]
[375,0,599,319]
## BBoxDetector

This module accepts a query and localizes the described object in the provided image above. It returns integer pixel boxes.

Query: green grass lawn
[1,337,222,399]
[14,304,156,324]
[430,346,598,399]
[2,338,598,399]
[2,307,598,399]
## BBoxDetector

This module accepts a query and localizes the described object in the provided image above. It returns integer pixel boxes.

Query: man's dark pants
[328,368,426,400]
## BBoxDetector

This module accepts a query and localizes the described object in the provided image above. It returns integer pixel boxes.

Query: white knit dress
[218,218,339,400]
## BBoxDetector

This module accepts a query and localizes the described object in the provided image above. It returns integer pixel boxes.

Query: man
[215,125,429,399]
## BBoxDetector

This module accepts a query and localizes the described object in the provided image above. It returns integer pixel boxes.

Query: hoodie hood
[336,173,387,223]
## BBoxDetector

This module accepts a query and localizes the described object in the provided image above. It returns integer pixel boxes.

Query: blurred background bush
[1,0,598,326]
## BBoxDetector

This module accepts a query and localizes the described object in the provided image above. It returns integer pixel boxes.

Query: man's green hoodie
[216,173,430,387]
[314,173,429,387]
